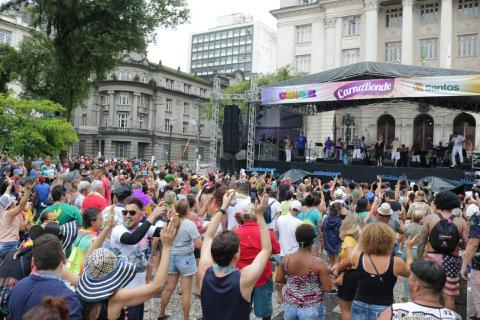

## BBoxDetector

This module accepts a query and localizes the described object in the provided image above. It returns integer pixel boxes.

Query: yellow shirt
[338,235,356,263]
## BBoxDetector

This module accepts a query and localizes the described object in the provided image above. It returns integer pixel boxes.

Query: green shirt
[40,203,83,225]
[358,211,368,220]
[297,208,322,235]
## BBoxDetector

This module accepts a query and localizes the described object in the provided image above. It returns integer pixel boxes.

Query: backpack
[428,213,460,255]
[263,201,278,224]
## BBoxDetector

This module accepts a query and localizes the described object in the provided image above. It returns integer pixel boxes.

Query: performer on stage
[391,137,401,167]
[296,131,307,157]
[352,134,362,159]
[335,137,343,160]
[450,132,465,168]
[374,135,385,167]
[284,135,292,162]
[360,136,366,159]
[324,136,333,158]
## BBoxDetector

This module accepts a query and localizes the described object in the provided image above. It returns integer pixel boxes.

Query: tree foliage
[0,44,18,93]
[0,93,78,158]
[2,0,190,118]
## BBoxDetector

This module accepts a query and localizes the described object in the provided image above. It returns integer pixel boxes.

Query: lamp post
[168,117,175,163]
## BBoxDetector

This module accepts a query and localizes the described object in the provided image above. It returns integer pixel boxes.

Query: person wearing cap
[0,179,33,259]
[8,234,83,320]
[274,199,303,304]
[379,260,461,320]
[110,197,164,319]
[74,181,91,210]
[82,180,107,213]
[369,202,404,236]
[226,182,251,231]
[101,184,132,227]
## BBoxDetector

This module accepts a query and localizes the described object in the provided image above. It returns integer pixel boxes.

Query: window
[183,121,189,134]
[343,16,360,36]
[164,118,171,132]
[139,95,147,108]
[342,49,360,66]
[295,55,311,73]
[457,34,477,57]
[166,79,174,90]
[0,28,12,45]
[295,25,312,43]
[139,116,145,130]
[184,84,191,94]
[419,38,439,59]
[199,124,205,136]
[119,92,129,105]
[103,113,108,127]
[166,98,173,111]
[114,142,130,158]
[119,72,130,81]
[385,8,402,28]
[183,102,189,114]
[420,3,439,24]
[459,0,479,17]
[81,114,87,126]
[182,145,189,160]
[298,0,315,4]
[99,95,108,105]
[79,140,86,155]
[118,113,128,128]
[385,42,402,63]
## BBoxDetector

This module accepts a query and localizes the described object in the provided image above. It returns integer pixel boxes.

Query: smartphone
[142,170,148,176]
[250,191,257,204]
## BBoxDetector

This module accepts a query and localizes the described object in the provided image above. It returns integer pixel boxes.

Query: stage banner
[261,75,480,105]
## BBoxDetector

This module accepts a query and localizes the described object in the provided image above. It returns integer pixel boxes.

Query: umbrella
[279,169,313,183]
[419,176,462,193]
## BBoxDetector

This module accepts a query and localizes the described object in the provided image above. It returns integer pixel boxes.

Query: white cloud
[147,0,279,72]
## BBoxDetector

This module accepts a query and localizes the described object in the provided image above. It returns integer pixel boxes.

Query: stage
[220,158,471,182]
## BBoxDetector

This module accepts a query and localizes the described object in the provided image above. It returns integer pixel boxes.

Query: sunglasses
[122,210,137,216]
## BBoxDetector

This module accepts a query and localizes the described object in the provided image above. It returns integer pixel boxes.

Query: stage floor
[220,159,471,182]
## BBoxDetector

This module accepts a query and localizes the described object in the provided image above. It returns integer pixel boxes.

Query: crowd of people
[0,155,477,319]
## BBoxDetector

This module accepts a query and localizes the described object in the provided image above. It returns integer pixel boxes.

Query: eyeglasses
[122,210,137,216]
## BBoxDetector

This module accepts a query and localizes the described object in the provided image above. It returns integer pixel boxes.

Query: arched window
[377,114,395,145]
[413,114,434,151]
[454,112,476,151]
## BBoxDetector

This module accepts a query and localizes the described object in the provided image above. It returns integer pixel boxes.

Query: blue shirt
[296,135,307,149]
[34,183,50,202]
[8,274,83,320]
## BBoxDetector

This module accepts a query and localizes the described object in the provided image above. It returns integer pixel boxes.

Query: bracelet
[217,209,226,215]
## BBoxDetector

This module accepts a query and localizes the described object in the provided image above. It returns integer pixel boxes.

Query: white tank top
[391,302,461,320]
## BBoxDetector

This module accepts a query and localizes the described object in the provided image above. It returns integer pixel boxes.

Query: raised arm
[240,194,271,299]
[198,192,234,283]
[6,182,33,220]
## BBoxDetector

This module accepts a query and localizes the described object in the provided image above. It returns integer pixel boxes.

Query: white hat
[334,189,345,199]
[377,202,393,216]
[290,200,303,212]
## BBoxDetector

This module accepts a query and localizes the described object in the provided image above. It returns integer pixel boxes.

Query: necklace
[212,263,237,275]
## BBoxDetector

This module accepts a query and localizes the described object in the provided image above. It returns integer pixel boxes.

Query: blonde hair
[411,209,423,223]
[164,191,176,206]
[175,199,189,217]
[360,223,395,255]
[339,213,363,240]
[415,190,426,202]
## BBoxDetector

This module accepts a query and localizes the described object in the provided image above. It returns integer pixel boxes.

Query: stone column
[108,90,115,127]
[130,140,138,159]
[311,18,326,72]
[401,0,414,65]
[334,17,343,67]
[148,99,154,130]
[105,139,113,158]
[439,0,453,68]
[133,92,140,127]
[324,17,337,69]
[363,0,379,61]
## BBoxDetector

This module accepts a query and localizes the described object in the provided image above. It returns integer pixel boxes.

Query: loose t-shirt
[338,235,356,263]
[41,203,83,225]
[171,219,201,256]
[297,208,322,236]
[275,214,302,256]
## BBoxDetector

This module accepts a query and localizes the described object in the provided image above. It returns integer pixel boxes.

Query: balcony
[99,127,152,137]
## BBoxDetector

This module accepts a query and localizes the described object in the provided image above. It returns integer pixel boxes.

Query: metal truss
[209,77,221,172]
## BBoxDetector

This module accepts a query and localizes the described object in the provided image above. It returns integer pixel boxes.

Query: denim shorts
[313,236,319,248]
[351,300,388,320]
[284,304,324,320]
[168,254,197,276]
[252,277,273,318]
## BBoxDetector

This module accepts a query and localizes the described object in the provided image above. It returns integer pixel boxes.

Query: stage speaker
[222,105,240,153]
[351,159,363,165]
[325,158,338,164]
[294,156,306,162]
[383,159,394,167]
[460,162,471,170]
[409,161,421,168]
[316,158,324,163]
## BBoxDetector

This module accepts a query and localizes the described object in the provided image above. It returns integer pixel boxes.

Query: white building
[0,8,30,49]
[270,0,480,154]
[188,13,277,79]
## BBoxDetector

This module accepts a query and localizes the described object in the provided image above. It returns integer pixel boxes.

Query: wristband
[217,209,226,215]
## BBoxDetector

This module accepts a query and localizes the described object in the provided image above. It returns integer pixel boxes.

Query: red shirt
[235,221,280,287]
[82,193,107,212]
[101,177,112,205]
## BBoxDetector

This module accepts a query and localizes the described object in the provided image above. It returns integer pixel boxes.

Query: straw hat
[377,203,393,216]
[76,248,136,302]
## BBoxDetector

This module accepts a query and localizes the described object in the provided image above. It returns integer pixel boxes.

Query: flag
[420,46,426,66]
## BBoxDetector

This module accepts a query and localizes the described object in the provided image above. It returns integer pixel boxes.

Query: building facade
[0,9,30,49]
[72,53,212,163]
[271,0,480,153]
[188,13,277,79]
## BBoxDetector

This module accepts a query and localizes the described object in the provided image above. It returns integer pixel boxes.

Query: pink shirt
[0,212,20,242]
